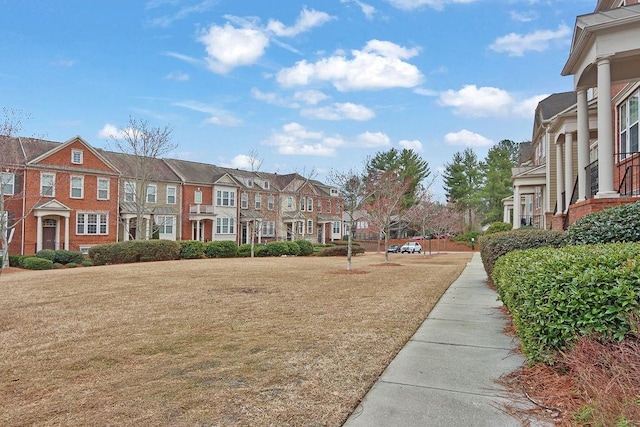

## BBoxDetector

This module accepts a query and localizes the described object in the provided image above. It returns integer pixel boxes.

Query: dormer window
[247,179,254,188]
[264,180,270,189]
[330,188,339,196]
[72,149,83,165]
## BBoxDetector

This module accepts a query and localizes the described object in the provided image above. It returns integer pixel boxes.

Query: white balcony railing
[189,204,215,214]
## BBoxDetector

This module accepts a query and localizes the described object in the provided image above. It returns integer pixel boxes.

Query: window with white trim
[97,178,110,200]
[216,190,235,207]
[264,180,270,190]
[317,199,322,213]
[307,219,313,234]
[1,172,15,195]
[619,90,639,160]
[267,195,274,210]
[194,189,203,204]
[155,215,175,235]
[71,149,83,164]
[261,220,275,237]
[146,184,157,203]
[76,212,108,235]
[287,196,293,209]
[332,221,341,234]
[216,217,235,234]
[166,186,176,204]
[307,197,313,212]
[335,203,341,214]
[70,176,84,198]
[255,194,262,210]
[124,181,136,202]
[40,172,55,197]
[327,200,332,213]
[300,196,306,211]
[241,193,248,209]
[247,179,253,187]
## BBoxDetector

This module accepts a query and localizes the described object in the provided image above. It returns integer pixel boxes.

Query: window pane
[631,123,639,153]
[630,95,638,123]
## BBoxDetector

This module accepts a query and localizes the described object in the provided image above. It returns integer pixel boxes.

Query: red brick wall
[567,197,639,228]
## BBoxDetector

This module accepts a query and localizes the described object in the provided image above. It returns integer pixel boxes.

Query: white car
[400,241,422,253]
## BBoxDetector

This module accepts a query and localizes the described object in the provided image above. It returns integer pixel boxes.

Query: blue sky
[1,0,594,198]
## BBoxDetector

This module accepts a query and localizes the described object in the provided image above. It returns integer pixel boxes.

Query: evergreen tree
[443,148,482,229]
[479,140,519,224]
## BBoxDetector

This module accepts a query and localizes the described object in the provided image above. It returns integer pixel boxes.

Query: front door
[42,218,57,250]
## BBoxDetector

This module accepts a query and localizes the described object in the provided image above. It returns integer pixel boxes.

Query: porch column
[124,218,130,241]
[556,142,564,213]
[145,216,151,239]
[36,215,43,252]
[577,89,589,202]
[64,216,69,250]
[595,57,618,198]
[513,185,521,229]
[564,132,574,212]
[503,204,510,224]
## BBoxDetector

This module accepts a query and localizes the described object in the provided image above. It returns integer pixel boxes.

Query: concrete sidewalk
[343,252,526,427]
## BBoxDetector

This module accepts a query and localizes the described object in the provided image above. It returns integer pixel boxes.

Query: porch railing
[189,204,215,214]
[617,152,640,197]
[518,215,543,228]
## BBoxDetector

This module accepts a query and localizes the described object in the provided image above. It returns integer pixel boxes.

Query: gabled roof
[163,158,226,185]
[33,199,72,211]
[27,136,121,175]
[0,135,27,166]
[100,150,181,183]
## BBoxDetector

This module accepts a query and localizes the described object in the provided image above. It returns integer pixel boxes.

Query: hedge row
[479,229,566,278]
[318,243,365,257]
[35,249,84,265]
[493,243,640,363]
[566,201,640,245]
[88,240,182,265]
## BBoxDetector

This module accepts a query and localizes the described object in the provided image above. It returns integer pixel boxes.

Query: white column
[196,220,201,241]
[564,132,574,212]
[577,89,589,202]
[556,143,564,213]
[595,57,618,198]
[36,215,43,252]
[64,216,69,250]
[513,186,521,229]
[124,218,130,241]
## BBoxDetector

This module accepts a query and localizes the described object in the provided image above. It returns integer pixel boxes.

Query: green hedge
[264,241,289,256]
[479,229,566,278]
[179,240,206,259]
[35,249,83,265]
[9,254,26,267]
[22,256,54,270]
[88,240,181,265]
[295,239,314,256]
[35,249,56,261]
[204,240,238,258]
[566,202,640,245]
[484,221,512,235]
[492,243,640,364]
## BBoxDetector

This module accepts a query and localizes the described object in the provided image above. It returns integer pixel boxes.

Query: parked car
[400,241,422,253]
[386,244,401,253]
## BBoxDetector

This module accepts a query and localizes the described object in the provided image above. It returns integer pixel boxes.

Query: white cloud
[98,123,125,139]
[341,0,376,20]
[513,93,548,118]
[293,90,329,105]
[174,100,243,126]
[354,131,391,148]
[444,129,493,147]
[266,8,334,37]
[489,24,571,57]
[263,122,340,156]
[301,102,375,121]
[384,0,476,11]
[251,88,299,108]
[276,39,423,91]
[146,0,216,28]
[198,23,270,74]
[165,71,189,81]
[414,87,438,97]
[509,10,538,23]
[439,85,513,117]
[225,154,260,169]
[399,139,423,151]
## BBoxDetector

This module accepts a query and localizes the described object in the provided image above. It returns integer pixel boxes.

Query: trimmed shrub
[204,240,238,258]
[318,244,365,257]
[130,240,181,262]
[52,262,63,269]
[53,250,83,265]
[81,259,93,267]
[479,229,566,278]
[492,243,640,364]
[88,240,180,265]
[9,254,25,267]
[35,249,56,261]
[285,241,301,256]
[566,202,640,245]
[179,240,206,259]
[295,239,314,256]
[66,262,79,268]
[264,241,289,256]
[23,256,53,270]
[237,244,268,257]
[484,221,512,235]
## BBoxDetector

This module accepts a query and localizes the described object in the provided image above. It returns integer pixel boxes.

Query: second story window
[146,184,157,203]
[70,176,84,198]
[300,196,306,211]
[287,196,293,209]
[255,194,262,210]
[167,186,176,204]
[241,193,248,209]
[194,188,203,204]
[268,195,274,210]
[1,172,15,195]
[97,178,110,200]
[307,197,313,211]
[41,172,55,197]
[71,149,83,164]
[216,190,235,207]
[327,200,332,213]
[124,181,136,202]
[317,199,322,213]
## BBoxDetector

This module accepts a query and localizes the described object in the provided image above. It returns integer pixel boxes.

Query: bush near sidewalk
[492,242,640,363]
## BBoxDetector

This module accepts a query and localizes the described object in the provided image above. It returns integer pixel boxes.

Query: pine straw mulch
[0,252,472,427]
[496,309,640,426]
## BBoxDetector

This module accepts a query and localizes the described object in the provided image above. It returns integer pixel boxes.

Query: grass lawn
[0,252,471,426]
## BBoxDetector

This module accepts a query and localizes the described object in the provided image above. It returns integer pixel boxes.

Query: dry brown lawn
[0,252,472,426]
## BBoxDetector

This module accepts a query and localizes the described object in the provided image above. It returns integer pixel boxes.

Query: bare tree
[1,108,30,271]
[109,116,176,240]
[330,167,369,271]
[364,170,411,263]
